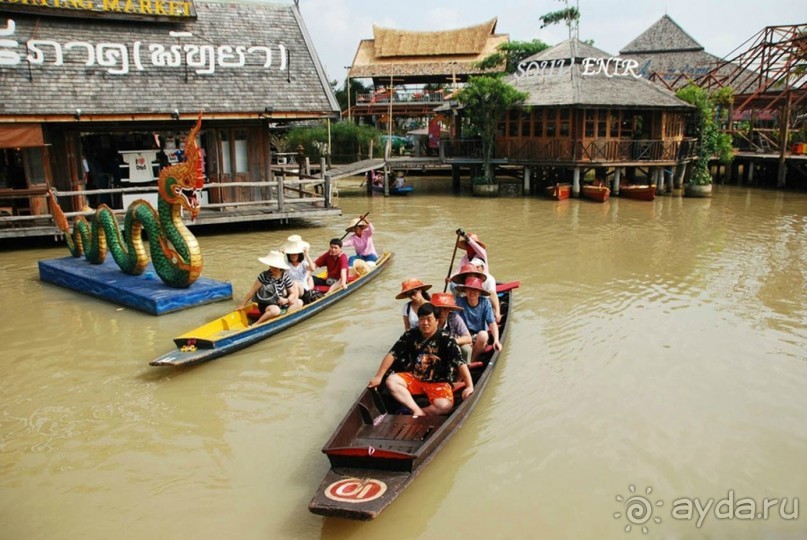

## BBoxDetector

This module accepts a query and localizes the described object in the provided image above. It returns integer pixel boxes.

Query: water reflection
[1,183,806,538]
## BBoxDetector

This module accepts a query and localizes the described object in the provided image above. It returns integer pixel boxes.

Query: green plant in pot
[676,83,734,196]
[457,76,528,191]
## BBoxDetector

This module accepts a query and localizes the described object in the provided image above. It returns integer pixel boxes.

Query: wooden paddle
[443,228,465,292]
[338,211,370,241]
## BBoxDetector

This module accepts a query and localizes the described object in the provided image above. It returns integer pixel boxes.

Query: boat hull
[545,183,571,200]
[581,184,610,202]
[309,283,517,520]
[372,185,413,195]
[149,252,392,366]
[618,185,656,201]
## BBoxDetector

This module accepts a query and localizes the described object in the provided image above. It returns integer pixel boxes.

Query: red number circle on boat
[324,478,387,503]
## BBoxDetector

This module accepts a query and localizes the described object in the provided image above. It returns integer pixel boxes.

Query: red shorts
[395,372,454,405]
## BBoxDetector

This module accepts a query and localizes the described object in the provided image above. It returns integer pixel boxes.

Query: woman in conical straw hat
[238,250,303,325]
[343,215,378,265]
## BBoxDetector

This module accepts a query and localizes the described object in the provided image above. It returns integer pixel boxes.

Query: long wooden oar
[443,228,464,292]
[338,211,370,241]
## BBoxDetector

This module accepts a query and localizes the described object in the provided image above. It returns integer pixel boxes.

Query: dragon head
[158,112,205,221]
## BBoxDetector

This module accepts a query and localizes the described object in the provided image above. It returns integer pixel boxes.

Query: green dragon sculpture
[50,115,205,288]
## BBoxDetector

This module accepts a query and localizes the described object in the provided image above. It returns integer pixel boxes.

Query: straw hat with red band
[257,250,290,270]
[458,232,486,250]
[430,292,463,311]
[450,263,486,284]
[345,217,369,233]
[395,278,432,300]
[455,276,490,296]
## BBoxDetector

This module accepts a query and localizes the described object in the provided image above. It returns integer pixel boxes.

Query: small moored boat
[149,252,392,367]
[581,182,610,202]
[545,182,571,200]
[618,184,656,201]
[372,184,413,196]
[308,281,518,520]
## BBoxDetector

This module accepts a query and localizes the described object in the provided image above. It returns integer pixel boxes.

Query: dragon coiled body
[50,115,205,288]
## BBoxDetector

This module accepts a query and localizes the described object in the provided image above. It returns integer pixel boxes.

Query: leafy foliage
[676,84,735,185]
[476,39,551,74]
[286,122,381,163]
[457,76,528,184]
[539,7,580,29]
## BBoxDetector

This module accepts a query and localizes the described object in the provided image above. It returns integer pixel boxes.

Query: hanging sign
[0,0,197,23]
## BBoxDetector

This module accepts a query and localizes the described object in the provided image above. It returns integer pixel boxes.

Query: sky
[296,0,806,84]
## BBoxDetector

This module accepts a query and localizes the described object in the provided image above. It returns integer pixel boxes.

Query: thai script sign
[516,57,642,80]
[0,0,196,23]
[0,19,287,75]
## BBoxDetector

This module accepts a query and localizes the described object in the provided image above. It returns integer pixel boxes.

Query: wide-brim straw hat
[458,232,486,250]
[258,250,290,270]
[281,234,310,255]
[352,259,370,277]
[455,276,490,296]
[450,263,486,285]
[430,292,462,311]
[345,217,369,232]
[395,278,432,300]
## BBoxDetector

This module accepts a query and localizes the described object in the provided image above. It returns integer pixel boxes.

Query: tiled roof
[0,1,338,119]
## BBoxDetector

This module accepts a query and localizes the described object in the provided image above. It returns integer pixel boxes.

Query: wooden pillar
[452,165,461,194]
[777,93,791,188]
[664,168,672,193]
[613,167,621,195]
[572,167,581,197]
[674,164,686,195]
[324,174,331,208]
[748,161,755,185]
[383,165,389,197]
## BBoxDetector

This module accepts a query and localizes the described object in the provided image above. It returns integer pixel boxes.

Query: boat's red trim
[496,281,520,293]
[325,447,415,460]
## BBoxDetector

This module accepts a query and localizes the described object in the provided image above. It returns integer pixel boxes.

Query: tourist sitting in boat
[450,259,501,324]
[394,171,407,189]
[342,216,378,265]
[312,238,349,294]
[238,250,303,325]
[430,292,472,364]
[454,276,501,362]
[282,234,317,304]
[368,303,473,416]
[396,278,432,330]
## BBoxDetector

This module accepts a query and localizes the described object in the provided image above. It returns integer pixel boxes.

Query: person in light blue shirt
[455,276,501,362]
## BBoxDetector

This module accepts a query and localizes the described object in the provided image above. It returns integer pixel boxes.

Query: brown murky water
[1,179,806,539]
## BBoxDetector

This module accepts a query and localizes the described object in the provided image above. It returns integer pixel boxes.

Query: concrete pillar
[523,166,531,196]
[664,168,673,193]
[572,167,581,197]
[613,167,622,195]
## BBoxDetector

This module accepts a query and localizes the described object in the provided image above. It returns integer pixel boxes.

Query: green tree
[457,76,528,184]
[476,39,551,74]
[540,0,580,39]
[676,83,734,185]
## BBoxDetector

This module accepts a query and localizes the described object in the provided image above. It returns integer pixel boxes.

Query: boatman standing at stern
[368,303,473,416]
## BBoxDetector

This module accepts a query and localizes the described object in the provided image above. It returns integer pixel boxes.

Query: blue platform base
[38,256,233,315]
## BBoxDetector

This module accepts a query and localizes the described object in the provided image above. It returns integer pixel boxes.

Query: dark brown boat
[308,282,518,520]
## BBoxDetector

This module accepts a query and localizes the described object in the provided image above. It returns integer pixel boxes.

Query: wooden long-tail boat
[545,183,571,200]
[618,184,656,201]
[581,182,610,202]
[149,252,392,367]
[308,281,518,520]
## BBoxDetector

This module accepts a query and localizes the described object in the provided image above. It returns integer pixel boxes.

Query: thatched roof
[0,1,339,119]
[348,18,507,81]
[506,39,692,109]
[618,15,757,91]
[620,15,703,54]
[374,18,498,57]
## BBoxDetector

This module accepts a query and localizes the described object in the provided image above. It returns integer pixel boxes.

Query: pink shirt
[343,222,377,257]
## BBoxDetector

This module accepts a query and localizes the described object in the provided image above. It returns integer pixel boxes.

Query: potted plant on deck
[457,76,528,197]
[676,83,734,198]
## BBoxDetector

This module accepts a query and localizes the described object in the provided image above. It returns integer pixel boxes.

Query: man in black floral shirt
[368,303,474,416]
